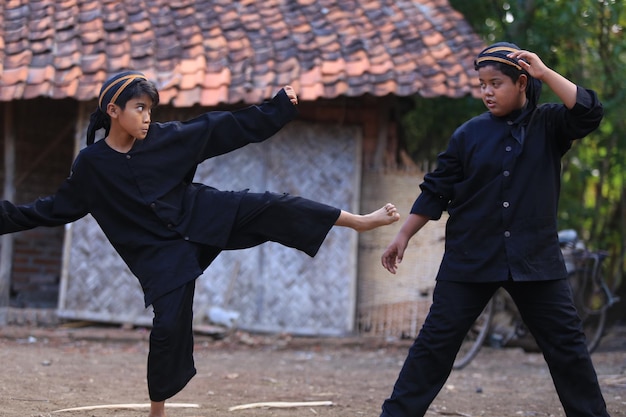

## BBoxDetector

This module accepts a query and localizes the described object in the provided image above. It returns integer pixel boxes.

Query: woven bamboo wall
[58,121,362,335]
[357,171,447,339]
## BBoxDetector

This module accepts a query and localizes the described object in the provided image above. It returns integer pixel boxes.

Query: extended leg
[380,281,497,417]
[225,192,399,257]
[507,279,610,417]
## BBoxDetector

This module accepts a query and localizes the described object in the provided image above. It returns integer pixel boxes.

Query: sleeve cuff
[410,193,445,220]
[570,86,601,115]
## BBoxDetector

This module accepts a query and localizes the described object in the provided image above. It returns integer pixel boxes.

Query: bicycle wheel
[568,270,608,353]
[453,298,494,370]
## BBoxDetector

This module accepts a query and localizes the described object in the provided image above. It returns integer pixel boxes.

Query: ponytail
[86,108,111,145]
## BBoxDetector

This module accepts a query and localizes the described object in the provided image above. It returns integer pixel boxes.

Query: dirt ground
[0,323,624,417]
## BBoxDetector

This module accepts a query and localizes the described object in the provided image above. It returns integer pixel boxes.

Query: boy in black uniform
[379,43,609,417]
[0,71,400,417]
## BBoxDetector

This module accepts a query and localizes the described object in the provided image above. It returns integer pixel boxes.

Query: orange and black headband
[97,71,147,111]
[86,71,148,145]
[474,43,523,71]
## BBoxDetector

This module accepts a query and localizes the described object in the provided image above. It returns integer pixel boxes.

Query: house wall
[297,98,386,170]
[0,99,77,308]
[295,100,446,338]
[358,170,446,339]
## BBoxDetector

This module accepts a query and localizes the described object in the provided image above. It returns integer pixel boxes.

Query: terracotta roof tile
[25,65,53,85]
[0,85,20,101]
[0,0,485,106]
[2,67,28,86]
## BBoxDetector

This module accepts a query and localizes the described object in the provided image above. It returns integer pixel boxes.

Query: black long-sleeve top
[411,86,603,283]
[1,90,298,305]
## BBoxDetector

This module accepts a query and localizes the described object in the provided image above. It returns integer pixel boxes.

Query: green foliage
[401,96,483,163]
[405,0,626,291]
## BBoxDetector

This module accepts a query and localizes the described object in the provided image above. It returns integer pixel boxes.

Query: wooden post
[0,103,16,324]
[372,97,390,172]
[58,101,89,313]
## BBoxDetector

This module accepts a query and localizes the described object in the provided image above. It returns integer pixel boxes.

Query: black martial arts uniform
[380,85,609,417]
[0,89,340,401]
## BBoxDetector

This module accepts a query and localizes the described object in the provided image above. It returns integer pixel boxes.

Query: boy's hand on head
[283,85,298,105]
[508,50,549,81]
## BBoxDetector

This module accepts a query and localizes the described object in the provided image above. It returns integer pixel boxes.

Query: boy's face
[478,65,527,117]
[110,94,153,140]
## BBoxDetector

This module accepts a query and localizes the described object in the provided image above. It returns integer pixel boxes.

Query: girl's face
[113,94,153,140]
[478,65,527,117]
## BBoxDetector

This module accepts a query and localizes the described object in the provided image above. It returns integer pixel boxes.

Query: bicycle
[558,230,619,353]
[452,229,620,370]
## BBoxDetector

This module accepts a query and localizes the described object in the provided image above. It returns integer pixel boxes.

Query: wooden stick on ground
[228,400,333,411]
[52,403,200,413]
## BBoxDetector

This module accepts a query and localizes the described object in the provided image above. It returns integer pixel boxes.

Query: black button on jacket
[411,86,603,283]
[0,90,298,305]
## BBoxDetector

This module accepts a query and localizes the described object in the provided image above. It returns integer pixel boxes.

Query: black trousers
[147,192,340,401]
[380,279,610,417]
[223,191,341,256]
[148,280,197,402]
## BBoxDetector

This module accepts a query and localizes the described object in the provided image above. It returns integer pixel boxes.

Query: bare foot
[148,401,165,417]
[355,203,400,232]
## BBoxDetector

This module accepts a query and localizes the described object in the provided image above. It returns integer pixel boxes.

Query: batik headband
[97,71,147,111]
[474,43,523,71]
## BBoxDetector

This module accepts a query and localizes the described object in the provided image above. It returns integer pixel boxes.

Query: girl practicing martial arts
[0,71,400,417]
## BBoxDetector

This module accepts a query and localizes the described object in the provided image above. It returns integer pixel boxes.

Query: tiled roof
[0,0,485,106]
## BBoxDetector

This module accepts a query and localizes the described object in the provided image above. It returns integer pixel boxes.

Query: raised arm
[195,87,299,160]
[508,50,577,109]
